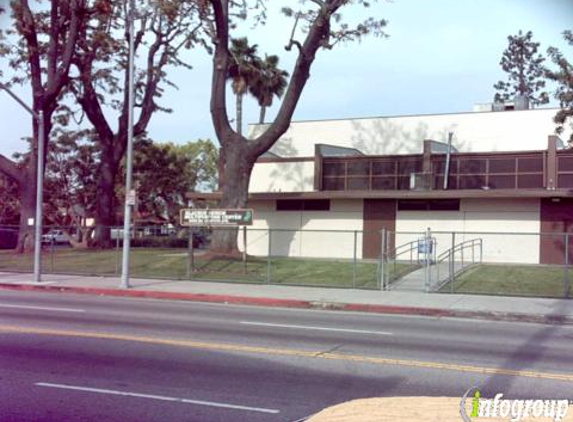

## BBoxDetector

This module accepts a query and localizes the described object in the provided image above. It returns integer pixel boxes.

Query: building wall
[395,198,540,263]
[242,199,364,259]
[245,198,542,263]
[249,108,566,159]
[249,161,315,193]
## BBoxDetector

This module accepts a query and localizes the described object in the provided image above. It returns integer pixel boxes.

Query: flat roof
[187,189,573,202]
[249,107,562,127]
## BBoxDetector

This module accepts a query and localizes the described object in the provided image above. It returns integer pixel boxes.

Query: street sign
[126,189,136,206]
[180,208,254,227]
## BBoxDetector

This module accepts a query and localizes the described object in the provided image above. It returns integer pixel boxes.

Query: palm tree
[249,54,289,124]
[227,37,260,135]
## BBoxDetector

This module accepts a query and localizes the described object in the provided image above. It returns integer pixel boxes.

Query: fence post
[461,240,464,267]
[352,230,357,289]
[115,231,120,275]
[425,227,432,293]
[50,238,55,274]
[386,229,391,288]
[242,226,247,275]
[565,233,570,299]
[380,228,386,290]
[450,232,455,293]
[410,238,413,264]
[187,229,194,280]
[267,228,272,284]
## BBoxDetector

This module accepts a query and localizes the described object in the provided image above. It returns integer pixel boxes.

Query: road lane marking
[35,382,279,414]
[0,303,85,313]
[240,321,392,336]
[1,325,572,383]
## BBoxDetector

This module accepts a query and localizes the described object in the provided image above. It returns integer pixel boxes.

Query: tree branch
[248,2,339,157]
[208,0,233,145]
[48,0,85,103]
[0,154,23,184]
[76,59,114,143]
[17,0,44,105]
[47,0,60,86]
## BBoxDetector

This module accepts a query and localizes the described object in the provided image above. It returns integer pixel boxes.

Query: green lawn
[0,248,413,290]
[440,264,572,298]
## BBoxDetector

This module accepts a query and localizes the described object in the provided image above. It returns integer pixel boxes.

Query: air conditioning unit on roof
[409,173,432,191]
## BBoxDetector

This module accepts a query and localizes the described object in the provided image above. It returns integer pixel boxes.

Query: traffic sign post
[181,208,254,277]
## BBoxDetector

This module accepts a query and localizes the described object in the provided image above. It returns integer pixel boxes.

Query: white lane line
[240,321,392,336]
[0,303,85,313]
[35,382,279,414]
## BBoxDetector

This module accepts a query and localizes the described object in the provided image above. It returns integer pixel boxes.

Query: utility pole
[120,0,136,289]
[0,83,45,283]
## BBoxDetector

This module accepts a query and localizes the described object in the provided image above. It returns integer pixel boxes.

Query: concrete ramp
[389,261,466,292]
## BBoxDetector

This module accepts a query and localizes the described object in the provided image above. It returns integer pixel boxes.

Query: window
[276,199,330,211]
[303,200,331,211]
[398,199,460,211]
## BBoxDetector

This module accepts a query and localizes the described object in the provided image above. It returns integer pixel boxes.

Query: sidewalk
[0,271,572,325]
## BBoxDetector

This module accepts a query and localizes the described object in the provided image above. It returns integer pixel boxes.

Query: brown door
[362,199,396,259]
[540,198,573,265]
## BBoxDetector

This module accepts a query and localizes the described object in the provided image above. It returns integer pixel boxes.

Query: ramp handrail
[379,237,435,290]
[435,238,483,291]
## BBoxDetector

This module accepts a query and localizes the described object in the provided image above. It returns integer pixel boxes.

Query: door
[540,198,573,265]
[362,199,396,259]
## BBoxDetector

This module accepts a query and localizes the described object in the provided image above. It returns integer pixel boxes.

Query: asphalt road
[0,290,572,421]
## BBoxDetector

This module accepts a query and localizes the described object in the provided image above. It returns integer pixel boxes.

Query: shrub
[0,229,18,250]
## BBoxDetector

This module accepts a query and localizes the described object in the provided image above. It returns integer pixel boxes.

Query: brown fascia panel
[248,189,573,201]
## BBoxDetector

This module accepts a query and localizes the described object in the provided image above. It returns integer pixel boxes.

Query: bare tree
[0,0,86,252]
[72,0,201,247]
[202,0,387,254]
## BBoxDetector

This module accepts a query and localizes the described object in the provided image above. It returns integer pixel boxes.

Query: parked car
[42,230,70,245]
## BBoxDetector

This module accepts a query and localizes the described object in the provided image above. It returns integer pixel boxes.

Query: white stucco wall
[244,197,542,263]
[249,108,566,158]
[249,161,315,193]
[241,199,364,259]
[395,198,540,263]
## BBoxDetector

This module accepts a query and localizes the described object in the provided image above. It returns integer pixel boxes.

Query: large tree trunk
[92,153,118,248]
[210,142,253,255]
[217,153,226,191]
[236,92,243,135]
[15,166,37,253]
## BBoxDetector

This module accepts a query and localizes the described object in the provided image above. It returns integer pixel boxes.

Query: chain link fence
[0,224,571,298]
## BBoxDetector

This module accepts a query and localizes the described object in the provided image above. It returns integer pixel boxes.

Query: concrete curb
[0,282,571,326]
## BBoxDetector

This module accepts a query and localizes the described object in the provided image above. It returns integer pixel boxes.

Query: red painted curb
[343,303,453,317]
[0,283,313,309]
[0,282,570,325]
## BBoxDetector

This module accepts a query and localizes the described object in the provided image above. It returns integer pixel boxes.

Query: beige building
[225,107,573,264]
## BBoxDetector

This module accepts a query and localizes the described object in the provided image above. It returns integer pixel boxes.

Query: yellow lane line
[1,324,572,383]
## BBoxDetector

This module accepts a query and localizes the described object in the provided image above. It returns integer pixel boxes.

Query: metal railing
[380,238,432,290]
[435,238,483,292]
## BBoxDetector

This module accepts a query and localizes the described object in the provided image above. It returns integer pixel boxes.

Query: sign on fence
[180,208,254,227]
[417,237,433,254]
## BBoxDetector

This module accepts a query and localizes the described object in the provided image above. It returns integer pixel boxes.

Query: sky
[0,0,572,158]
